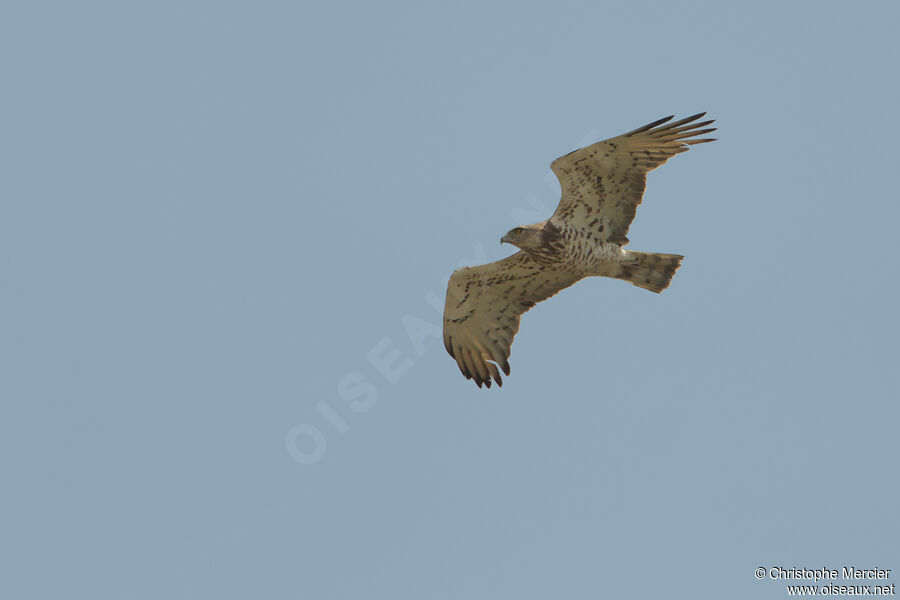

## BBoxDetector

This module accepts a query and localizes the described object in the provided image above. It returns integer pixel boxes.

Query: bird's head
[500,225,543,250]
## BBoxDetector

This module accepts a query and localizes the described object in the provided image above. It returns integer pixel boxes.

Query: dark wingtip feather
[626,115,674,136]
[659,112,708,131]
[678,111,707,124]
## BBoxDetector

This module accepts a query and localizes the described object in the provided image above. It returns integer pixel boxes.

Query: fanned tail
[616,251,683,293]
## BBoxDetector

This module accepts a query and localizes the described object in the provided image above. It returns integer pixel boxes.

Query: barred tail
[616,251,684,293]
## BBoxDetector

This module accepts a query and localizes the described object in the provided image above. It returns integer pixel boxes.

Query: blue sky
[2,1,898,598]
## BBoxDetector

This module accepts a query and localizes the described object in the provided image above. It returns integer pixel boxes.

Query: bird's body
[443,113,716,387]
[536,221,626,274]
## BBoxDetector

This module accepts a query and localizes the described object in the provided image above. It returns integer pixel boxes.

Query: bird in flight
[442,113,716,388]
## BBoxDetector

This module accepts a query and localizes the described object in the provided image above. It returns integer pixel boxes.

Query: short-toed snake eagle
[442,113,716,387]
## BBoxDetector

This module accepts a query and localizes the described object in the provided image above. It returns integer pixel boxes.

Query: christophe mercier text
[768,567,891,581]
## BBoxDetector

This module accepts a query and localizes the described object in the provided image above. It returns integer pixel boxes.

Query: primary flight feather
[442,113,716,388]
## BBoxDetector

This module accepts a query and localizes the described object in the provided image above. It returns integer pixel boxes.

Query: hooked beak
[500,233,512,245]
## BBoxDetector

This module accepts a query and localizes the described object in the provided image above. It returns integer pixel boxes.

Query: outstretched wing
[550,113,716,245]
[443,252,582,388]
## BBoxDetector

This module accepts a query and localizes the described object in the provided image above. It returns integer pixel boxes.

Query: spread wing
[443,252,582,388]
[550,113,716,245]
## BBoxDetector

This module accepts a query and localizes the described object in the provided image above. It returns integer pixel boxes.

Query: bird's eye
[513,227,523,235]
